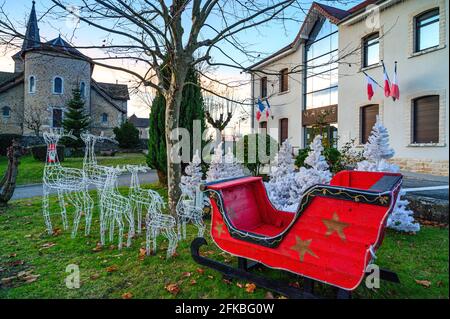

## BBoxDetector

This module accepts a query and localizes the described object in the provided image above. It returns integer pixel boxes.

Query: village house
[128,114,150,140]
[248,0,448,176]
[0,2,129,138]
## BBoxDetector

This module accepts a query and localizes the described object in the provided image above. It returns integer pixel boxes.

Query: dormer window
[80,81,86,98]
[53,76,64,94]
[29,76,36,93]
[2,106,11,118]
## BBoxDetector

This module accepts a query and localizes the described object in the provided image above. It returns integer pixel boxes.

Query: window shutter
[413,95,439,143]
[261,77,267,98]
[280,118,288,143]
[360,104,379,144]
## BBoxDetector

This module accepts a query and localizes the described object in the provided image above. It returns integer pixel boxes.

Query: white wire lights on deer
[99,166,135,249]
[42,128,93,237]
[177,150,205,239]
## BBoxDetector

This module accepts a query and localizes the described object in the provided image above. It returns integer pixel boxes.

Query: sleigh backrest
[330,171,401,192]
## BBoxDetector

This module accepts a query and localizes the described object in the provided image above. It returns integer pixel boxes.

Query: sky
[0,0,360,134]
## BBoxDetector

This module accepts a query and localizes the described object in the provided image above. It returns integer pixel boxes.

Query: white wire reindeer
[176,190,205,240]
[100,166,135,249]
[127,165,165,234]
[145,193,178,259]
[42,129,93,237]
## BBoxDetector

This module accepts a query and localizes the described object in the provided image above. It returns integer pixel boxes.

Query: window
[52,108,63,128]
[259,121,267,135]
[279,118,288,143]
[29,76,36,93]
[2,106,11,118]
[363,33,380,67]
[53,77,63,94]
[304,17,339,110]
[80,81,86,98]
[279,69,289,93]
[304,124,338,148]
[412,95,439,143]
[101,113,108,123]
[415,9,440,52]
[260,77,268,98]
[360,104,379,144]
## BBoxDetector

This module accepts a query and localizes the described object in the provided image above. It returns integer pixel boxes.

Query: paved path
[401,171,448,200]
[11,171,159,200]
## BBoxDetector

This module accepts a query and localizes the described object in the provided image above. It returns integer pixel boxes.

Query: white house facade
[248,0,449,176]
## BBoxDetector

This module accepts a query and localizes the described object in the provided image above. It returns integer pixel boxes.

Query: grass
[0,185,448,299]
[0,153,147,186]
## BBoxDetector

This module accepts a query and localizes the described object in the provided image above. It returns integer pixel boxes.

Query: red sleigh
[191,171,402,298]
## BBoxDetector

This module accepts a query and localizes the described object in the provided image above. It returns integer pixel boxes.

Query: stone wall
[90,89,125,137]
[391,158,449,176]
[0,83,24,135]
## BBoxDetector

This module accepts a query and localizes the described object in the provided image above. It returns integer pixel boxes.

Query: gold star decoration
[291,237,318,262]
[214,222,225,237]
[322,212,349,241]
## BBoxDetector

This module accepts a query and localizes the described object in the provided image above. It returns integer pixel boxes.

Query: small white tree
[206,143,244,182]
[287,135,332,211]
[180,150,203,199]
[357,117,420,233]
[266,139,296,210]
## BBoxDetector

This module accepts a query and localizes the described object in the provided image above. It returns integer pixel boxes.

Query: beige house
[128,114,149,139]
[0,2,129,138]
[248,0,448,176]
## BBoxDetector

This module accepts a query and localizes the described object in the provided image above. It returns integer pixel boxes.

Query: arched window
[29,75,36,93]
[80,81,86,97]
[2,106,11,118]
[415,8,440,52]
[53,76,63,94]
[101,113,108,123]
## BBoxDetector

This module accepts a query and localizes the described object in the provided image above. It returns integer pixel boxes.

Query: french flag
[366,75,375,101]
[382,62,391,97]
[256,98,265,121]
[265,99,271,118]
[391,62,400,101]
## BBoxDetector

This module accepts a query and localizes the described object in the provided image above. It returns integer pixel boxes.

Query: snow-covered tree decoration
[357,116,398,172]
[266,139,296,210]
[206,143,244,182]
[357,117,420,233]
[287,135,332,211]
[180,150,203,198]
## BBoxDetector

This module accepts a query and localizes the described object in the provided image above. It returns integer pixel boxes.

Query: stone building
[0,2,129,138]
[248,0,448,176]
[128,114,149,139]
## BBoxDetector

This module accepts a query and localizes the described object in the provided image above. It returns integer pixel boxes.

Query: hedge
[0,134,21,156]
[31,144,65,162]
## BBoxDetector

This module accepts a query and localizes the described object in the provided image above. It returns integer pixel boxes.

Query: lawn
[0,153,147,185]
[0,185,448,299]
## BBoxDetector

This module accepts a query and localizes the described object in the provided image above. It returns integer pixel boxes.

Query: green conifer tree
[62,88,90,152]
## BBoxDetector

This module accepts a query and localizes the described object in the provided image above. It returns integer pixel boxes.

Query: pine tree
[180,150,204,199]
[357,118,420,233]
[147,66,206,185]
[62,89,90,151]
[304,135,329,171]
[206,143,244,182]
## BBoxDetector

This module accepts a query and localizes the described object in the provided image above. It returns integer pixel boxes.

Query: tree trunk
[157,170,167,187]
[165,64,189,216]
[0,139,22,206]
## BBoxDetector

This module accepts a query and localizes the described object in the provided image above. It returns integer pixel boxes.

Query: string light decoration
[99,166,135,249]
[145,194,178,258]
[42,128,93,237]
[176,150,206,239]
[127,165,167,234]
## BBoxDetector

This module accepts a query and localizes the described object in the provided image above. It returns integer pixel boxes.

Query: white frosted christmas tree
[287,135,332,211]
[357,117,420,232]
[180,150,203,199]
[266,139,296,210]
[206,143,244,182]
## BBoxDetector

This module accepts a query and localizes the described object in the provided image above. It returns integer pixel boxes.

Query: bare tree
[0,0,313,213]
[21,104,48,137]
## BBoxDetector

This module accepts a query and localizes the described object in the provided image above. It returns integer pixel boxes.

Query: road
[11,170,159,200]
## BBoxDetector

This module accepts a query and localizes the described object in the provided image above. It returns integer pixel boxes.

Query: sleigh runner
[191,171,402,298]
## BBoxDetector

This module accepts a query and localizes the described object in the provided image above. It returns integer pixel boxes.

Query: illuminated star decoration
[214,222,225,237]
[322,212,349,241]
[291,237,318,262]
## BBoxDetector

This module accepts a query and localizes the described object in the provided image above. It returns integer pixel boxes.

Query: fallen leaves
[90,273,100,280]
[138,248,146,261]
[92,243,103,252]
[106,265,118,273]
[52,228,62,237]
[165,283,180,295]
[1,269,40,287]
[122,292,133,299]
[196,268,204,275]
[245,283,256,293]
[41,242,56,249]
[181,272,192,278]
[415,279,432,288]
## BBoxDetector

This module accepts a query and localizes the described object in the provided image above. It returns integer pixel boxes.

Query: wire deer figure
[145,191,178,259]
[42,128,93,237]
[100,166,135,249]
[127,165,165,234]
[176,191,205,240]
